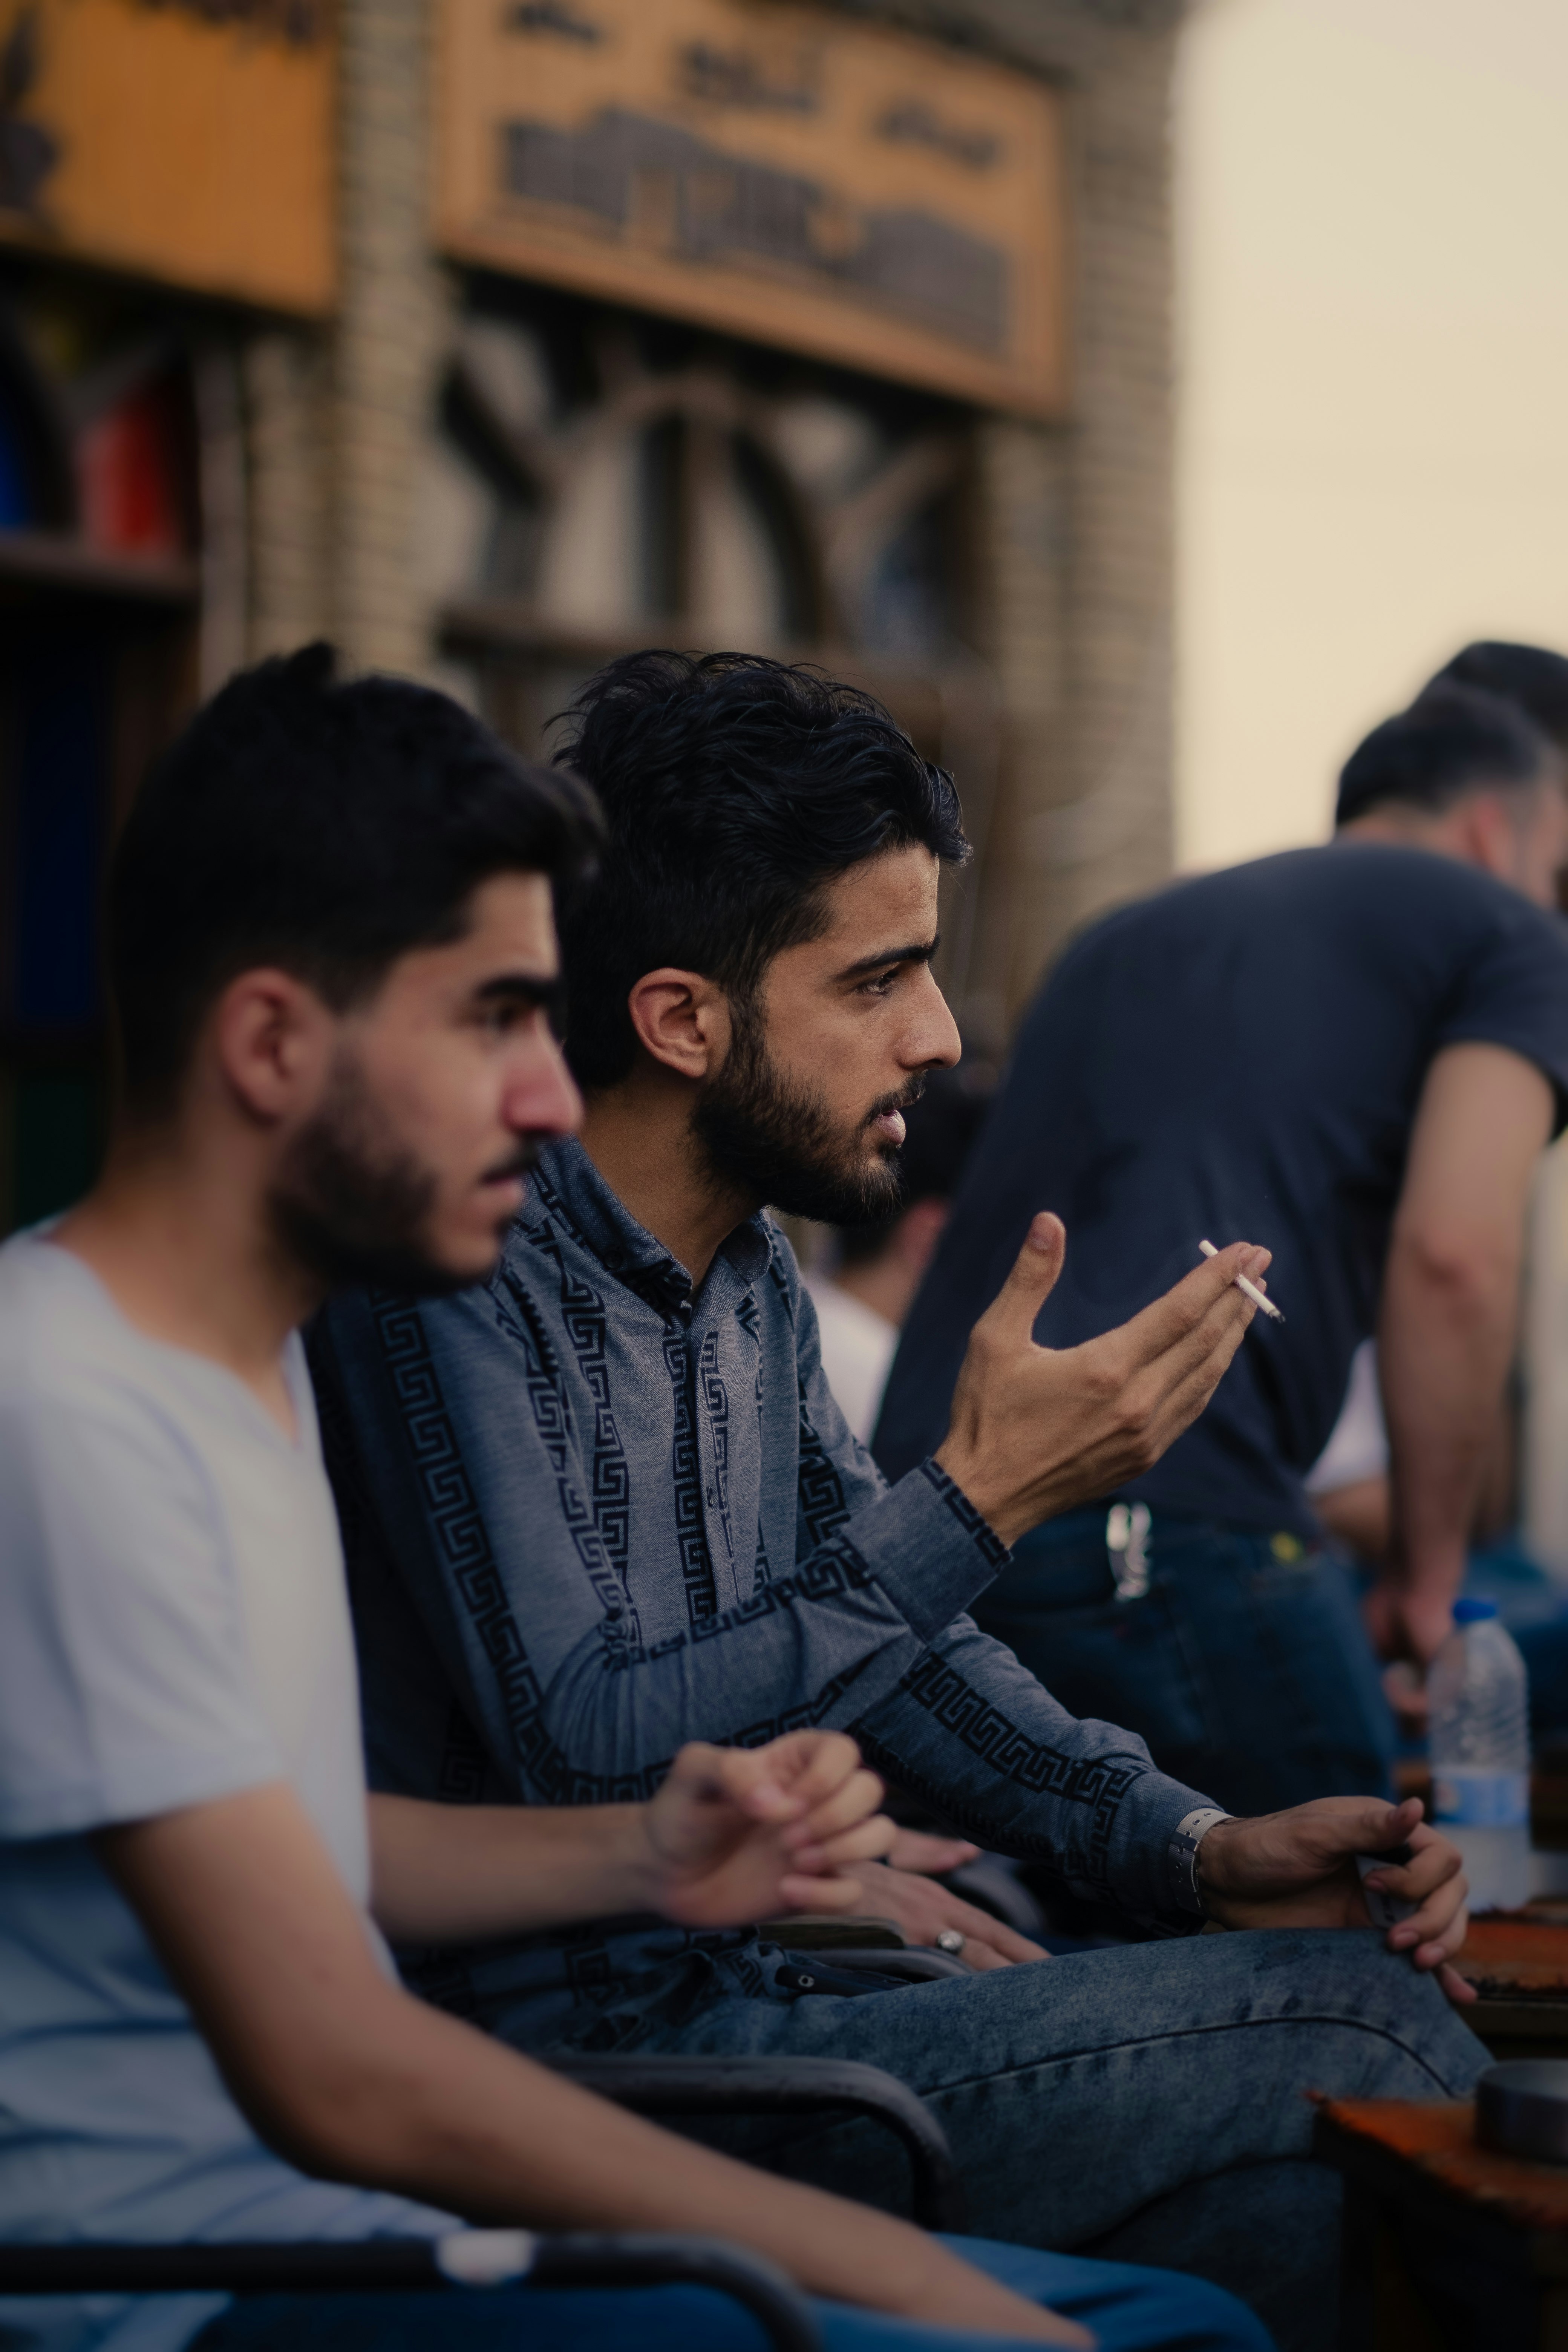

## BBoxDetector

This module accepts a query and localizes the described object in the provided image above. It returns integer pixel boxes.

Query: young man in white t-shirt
[0,648,1273,2352]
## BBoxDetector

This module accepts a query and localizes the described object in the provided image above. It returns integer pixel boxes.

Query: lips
[871,1109,907,1146]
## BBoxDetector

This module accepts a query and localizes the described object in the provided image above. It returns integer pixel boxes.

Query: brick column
[243,330,333,660]
[332,0,451,676]
[908,0,1184,1024]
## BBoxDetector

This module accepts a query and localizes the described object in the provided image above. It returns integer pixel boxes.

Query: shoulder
[0,1238,201,1473]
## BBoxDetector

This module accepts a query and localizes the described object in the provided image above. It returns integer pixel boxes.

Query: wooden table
[1458,1916,1568,2062]
[1314,2097,1568,2350]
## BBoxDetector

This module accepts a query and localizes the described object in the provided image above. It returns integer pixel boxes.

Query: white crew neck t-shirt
[0,1233,449,2352]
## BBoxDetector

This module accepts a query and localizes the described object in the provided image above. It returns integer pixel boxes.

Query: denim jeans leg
[572,1927,1485,2349]
[974,1513,1396,1816]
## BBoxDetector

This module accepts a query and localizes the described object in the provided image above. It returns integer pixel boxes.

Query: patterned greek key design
[797,1381,851,1547]
[370,1294,652,1801]
[725,1657,880,1748]
[438,1701,490,1802]
[664,1326,718,1626]
[919,1456,1011,1568]
[527,1218,633,1588]
[735,1289,765,1408]
[871,1649,1149,1889]
[687,1534,876,1654]
[698,1327,736,1571]
[496,1260,642,1668]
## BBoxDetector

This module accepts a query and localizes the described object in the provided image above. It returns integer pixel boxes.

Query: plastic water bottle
[1429,1596,1531,1913]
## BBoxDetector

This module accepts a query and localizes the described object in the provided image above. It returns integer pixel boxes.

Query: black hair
[109,643,602,1116]
[1428,641,1568,758]
[1334,679,1555,828]
[836,1063,991,1265]
[552,649,970,1091]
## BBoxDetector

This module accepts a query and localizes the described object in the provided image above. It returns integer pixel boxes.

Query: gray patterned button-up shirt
[312,1139,1208,2049]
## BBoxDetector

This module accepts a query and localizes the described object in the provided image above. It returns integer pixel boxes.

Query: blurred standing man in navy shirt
[876,683,1568,1816]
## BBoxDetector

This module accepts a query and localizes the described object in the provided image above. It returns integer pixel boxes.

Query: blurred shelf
[0,531,199,606]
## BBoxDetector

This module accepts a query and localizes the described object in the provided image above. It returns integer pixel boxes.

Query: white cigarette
[1199,1238,1285,1325]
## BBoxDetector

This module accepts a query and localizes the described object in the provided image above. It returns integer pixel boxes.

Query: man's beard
[691,1003,922,1227]
[268,1049,537,1299]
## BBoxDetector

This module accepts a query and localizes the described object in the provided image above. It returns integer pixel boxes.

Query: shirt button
[705,1485,715,1504]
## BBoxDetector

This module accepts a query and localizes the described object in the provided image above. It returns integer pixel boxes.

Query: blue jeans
[188,2235,1272,2352]
[971,1508,1396,1817]
[511,1930,1485,2352]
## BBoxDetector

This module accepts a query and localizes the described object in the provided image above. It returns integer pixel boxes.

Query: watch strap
[1168,1807,1234,1917]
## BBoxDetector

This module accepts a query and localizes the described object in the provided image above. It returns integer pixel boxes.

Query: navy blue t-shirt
[874,842,1568,1536]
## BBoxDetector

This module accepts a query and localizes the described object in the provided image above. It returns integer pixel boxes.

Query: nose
[906,968,962,1071]
[506,1029,583,1141]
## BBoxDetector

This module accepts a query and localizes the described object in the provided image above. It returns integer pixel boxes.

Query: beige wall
[1176,0,1568,871]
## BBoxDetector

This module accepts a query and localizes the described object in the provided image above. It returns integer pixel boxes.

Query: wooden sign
[0,0,335,315]
[436,0,1066,416]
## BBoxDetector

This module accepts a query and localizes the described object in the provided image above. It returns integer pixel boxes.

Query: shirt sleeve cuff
[842,1458,1011,1646]
[0,1741,285,1841]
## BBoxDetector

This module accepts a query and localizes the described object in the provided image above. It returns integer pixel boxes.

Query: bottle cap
[1453,1596,1499,1624]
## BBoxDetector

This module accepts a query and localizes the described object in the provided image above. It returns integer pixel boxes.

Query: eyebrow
[473,971,565,1016]
[833,935,940,984]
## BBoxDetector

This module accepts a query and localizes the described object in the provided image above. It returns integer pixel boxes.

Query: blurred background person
[875,683,1568,1818]
[804,1065,991,1447]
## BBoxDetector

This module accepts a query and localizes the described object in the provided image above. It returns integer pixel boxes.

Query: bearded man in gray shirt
[313,651,1484,2352]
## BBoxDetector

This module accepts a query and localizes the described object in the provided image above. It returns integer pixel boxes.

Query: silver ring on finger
[935,1929,966,1955]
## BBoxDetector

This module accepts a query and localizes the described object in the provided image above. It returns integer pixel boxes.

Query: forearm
[368,1795,658,1942]
[1379,1233,1519,1595]
[254,1979,1025,2327]
[1377,1041,1553,1606]
[854,1620,1211,1931]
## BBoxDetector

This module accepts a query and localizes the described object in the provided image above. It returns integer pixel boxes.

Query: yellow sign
[0,0,335,315]
[436,0,1066,416]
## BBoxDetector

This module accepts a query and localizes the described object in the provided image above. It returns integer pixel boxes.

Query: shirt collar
[527,1138,775,1311]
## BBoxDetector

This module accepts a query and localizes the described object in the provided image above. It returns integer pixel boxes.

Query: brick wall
[240,0,1182,1021]
[943,0,1183,1022]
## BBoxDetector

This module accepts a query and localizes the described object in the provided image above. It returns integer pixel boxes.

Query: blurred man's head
[1428,641,1568,761]
[109,645,600,1295]
[828,1063,991,1329]
[1334,680,1568,908]
[553,650,969,1225]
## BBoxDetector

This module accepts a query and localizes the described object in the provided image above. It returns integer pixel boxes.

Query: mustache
[481,1137,545,1185]
[864,1074,928,1129]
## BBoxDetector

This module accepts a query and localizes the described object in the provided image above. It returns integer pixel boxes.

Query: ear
[626,967,732,1083]
[210,968,336,1124]
[1454,793,1518,881]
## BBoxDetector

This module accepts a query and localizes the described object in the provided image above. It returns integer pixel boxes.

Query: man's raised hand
[934,1216,1268,1549]
[643,1730,896,1928]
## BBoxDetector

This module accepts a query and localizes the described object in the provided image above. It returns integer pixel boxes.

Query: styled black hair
[551,650,969,1091]
[1428,641,1568,758]
[836,1063,991,1265]
[110,644,601,1116]
[1334,680,1555,828]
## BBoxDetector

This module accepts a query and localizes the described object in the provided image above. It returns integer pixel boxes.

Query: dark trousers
[972,1507,1396,1818]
